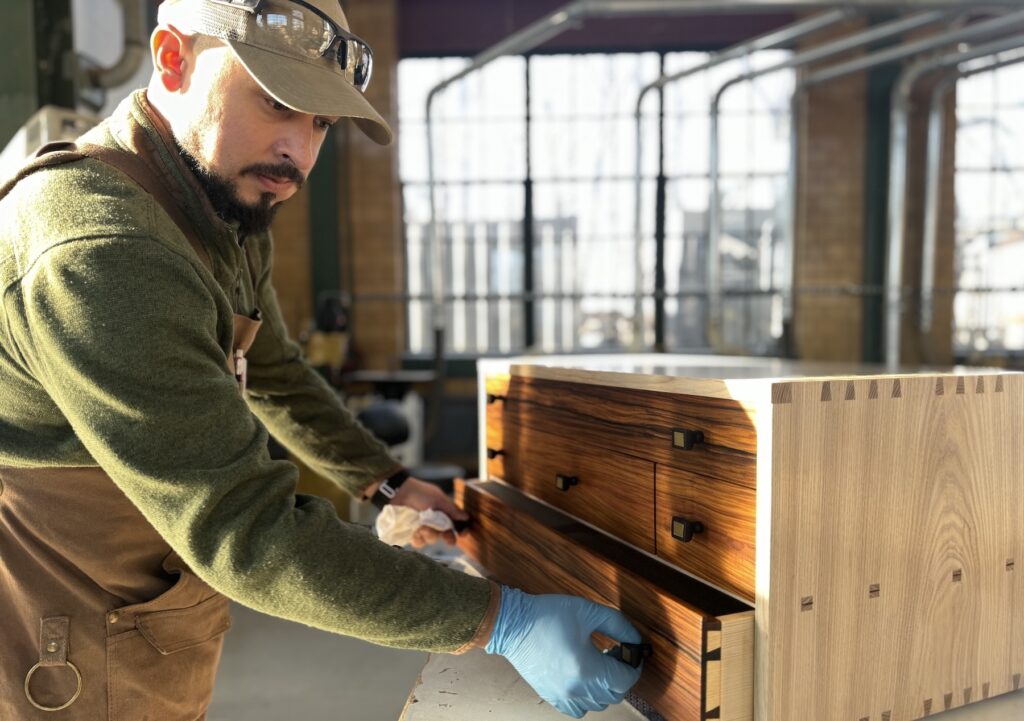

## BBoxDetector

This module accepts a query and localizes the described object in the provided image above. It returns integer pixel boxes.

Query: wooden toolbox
[455,355,1024,721]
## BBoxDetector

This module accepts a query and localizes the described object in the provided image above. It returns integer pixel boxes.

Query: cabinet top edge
[476,355,1020,405]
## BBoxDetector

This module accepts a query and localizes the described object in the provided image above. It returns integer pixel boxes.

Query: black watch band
[370,469,411,509]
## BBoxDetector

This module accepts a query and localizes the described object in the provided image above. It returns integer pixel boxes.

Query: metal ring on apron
[24,661,83,712]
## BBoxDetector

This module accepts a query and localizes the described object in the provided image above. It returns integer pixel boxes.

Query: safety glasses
[210,0,374,92]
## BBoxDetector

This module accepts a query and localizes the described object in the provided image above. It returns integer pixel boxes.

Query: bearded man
[0,1,642,718]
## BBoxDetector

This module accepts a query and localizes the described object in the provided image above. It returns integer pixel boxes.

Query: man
[0,0,642,718]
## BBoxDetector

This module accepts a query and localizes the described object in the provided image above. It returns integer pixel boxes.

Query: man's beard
[174,141,304,238]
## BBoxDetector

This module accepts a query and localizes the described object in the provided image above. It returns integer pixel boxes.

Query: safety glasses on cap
[209,0,374,92]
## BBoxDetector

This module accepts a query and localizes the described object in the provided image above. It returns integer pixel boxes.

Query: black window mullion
[524,55,536,350]
[655,51,668,351]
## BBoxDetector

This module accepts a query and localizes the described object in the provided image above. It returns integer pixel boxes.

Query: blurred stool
[358,401,465,495]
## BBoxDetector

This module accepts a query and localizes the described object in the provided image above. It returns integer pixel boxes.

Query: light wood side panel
[765,374,1024,721]
[456,481,752,721]
[502,378,758,490]
[656,466,756,603]
[496,414,655,552]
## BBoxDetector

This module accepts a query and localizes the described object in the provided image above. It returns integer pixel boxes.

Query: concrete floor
[208,602,427,721]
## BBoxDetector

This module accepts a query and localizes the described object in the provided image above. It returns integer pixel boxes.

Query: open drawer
[456,480,754,721]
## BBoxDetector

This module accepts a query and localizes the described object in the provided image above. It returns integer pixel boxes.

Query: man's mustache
[241,163,306,188]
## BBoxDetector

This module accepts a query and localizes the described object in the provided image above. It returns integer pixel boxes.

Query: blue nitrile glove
[484,586,643,718]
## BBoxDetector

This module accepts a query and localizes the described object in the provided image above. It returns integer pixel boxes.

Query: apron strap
[24,616,83,712]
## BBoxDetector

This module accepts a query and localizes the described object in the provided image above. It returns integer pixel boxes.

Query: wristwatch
[370,469,411,509]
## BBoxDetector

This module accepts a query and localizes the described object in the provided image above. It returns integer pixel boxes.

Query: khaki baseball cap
[158,0,393,145]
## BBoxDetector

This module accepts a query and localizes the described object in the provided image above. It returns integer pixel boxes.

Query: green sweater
[0,90,491,652]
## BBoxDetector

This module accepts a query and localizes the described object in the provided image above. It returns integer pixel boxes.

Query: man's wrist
[369,468,411,509]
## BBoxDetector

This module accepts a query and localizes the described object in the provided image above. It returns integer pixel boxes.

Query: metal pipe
[886,32,1024,368]
[706,9,955,352]
[630,9,853,345]
[920,49,1024,334]
[802,9,1024,87]
[86,0,148,89]
[583,0,1022,9]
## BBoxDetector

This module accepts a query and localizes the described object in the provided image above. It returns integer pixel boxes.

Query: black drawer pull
[607,642,653,668]
[487,448,505,460]
[555,474,579,492]
[671,516,705,543]
[486,394,506,404]
[672,429,705,451]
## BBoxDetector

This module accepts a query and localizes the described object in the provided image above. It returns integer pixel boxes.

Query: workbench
[401,651,1024,720]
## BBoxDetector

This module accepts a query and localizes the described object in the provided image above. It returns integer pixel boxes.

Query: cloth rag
[376,505,455,546]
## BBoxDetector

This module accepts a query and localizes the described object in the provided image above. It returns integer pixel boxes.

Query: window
[399,52,794,356]
[955,62,1024,357]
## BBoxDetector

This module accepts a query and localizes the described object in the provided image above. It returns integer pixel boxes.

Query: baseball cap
[158,0,393,145]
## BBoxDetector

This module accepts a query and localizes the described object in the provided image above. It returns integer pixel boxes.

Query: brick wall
[792,22,957,365]
[794,65,868,362]
[267,0,405,365]
[339,0,406,371]
[269,184,313,339]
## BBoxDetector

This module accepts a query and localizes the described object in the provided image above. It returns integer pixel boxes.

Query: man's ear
[151,25,192,93]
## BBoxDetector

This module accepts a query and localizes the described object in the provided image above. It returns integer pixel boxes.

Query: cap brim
[228,40,393,146]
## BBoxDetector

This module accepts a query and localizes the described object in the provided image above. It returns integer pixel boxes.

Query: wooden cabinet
[459,356,1024,721]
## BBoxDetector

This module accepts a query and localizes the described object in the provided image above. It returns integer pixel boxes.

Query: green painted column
[1,1,38,150]
[308,127,342,311]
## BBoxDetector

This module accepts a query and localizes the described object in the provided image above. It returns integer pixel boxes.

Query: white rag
[375,505,455,546]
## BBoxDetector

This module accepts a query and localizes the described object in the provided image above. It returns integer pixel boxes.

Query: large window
[955,62,1024,358]
[399,52,794,356]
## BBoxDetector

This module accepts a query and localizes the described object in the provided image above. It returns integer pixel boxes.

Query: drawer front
[456,481,754,721]
[656,465,756,604]
[492,375,757,490]
[496,416,655,553]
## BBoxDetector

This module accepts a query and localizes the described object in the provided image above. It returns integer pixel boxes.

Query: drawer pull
[671,516,705,543]
[487,448,506,460]
[555,474,580,492]
[486,393,506,404]
[672,429,705,451]
[606,642,653,668]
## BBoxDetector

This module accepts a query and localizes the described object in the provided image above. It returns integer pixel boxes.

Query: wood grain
[656,465,757,604]
[499,376,758,490]
[764,374,1024,721]
[456,480,753,721]
[494,415,655,552]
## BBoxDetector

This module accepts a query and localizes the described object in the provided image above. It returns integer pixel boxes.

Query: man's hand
[389,477,469,548]
[485,586,643,717]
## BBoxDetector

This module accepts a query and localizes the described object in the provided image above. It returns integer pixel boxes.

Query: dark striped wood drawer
[490,415,655,553]
[487,375,757,491]
[656,465,757,604]
[456,480,754,721]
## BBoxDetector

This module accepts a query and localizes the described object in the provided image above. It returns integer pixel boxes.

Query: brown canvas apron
[1,145,264,719]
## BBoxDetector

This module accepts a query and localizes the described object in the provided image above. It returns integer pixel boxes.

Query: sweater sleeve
[241,234,401,499]
[8,234,492,652]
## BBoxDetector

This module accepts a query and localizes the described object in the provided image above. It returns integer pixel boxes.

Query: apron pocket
[106,570,231,721]
[136,593,232,654]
